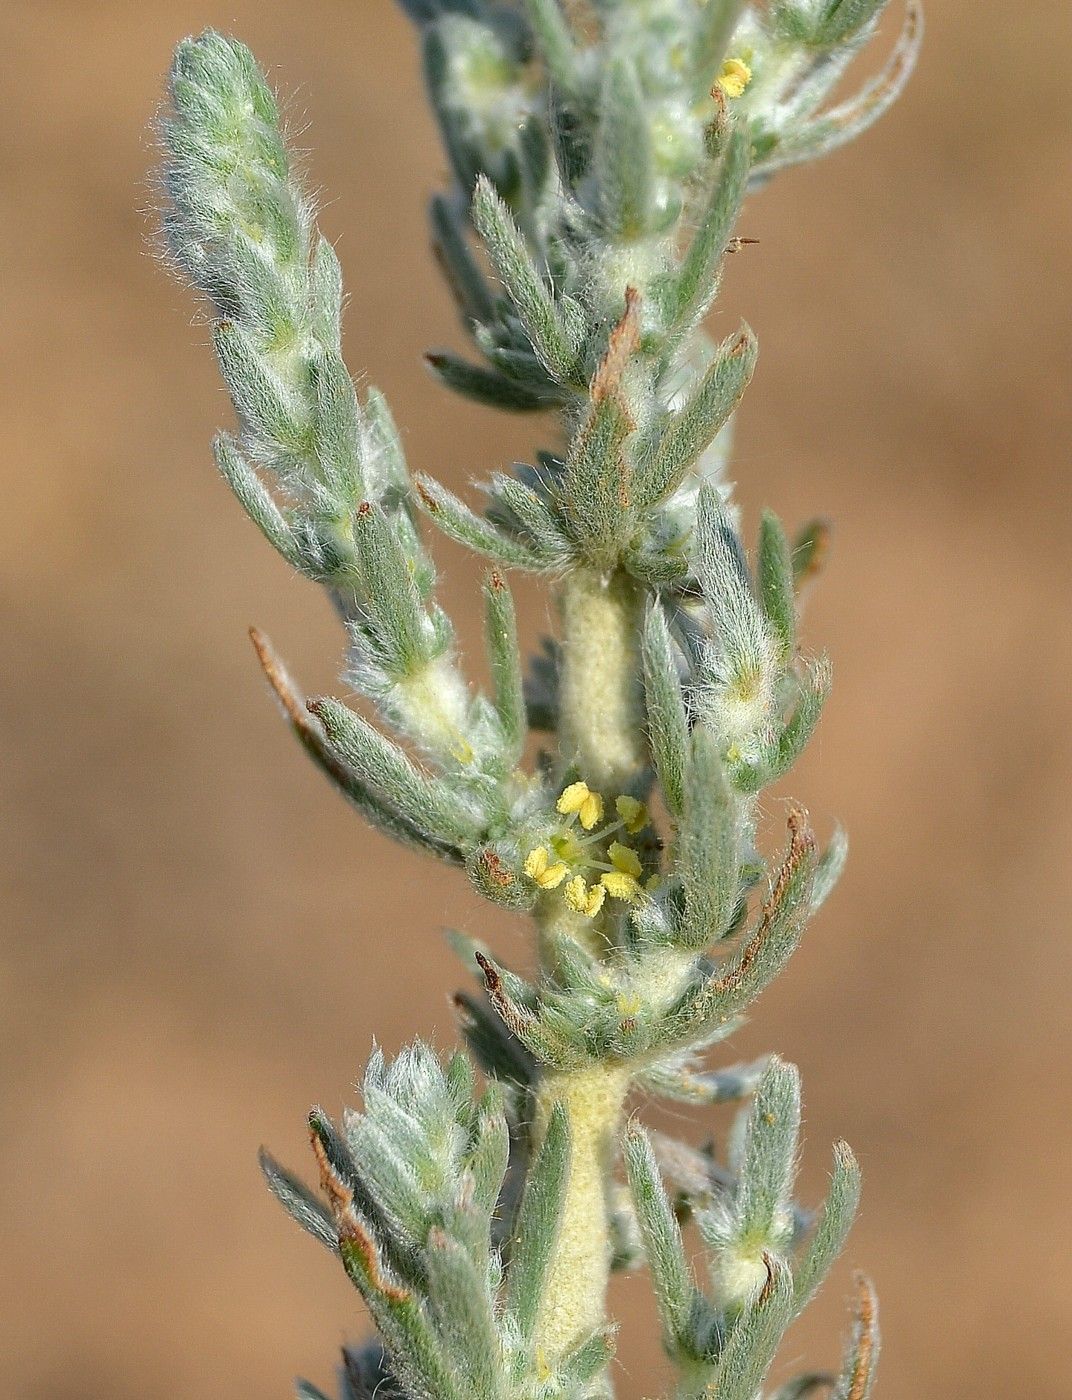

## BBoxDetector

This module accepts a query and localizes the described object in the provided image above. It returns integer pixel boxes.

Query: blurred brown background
[2,1,1069,1397]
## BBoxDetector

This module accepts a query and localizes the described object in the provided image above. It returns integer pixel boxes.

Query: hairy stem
[557,567,647,796]
[532,1064,630,1365]
[527,567,648,1371]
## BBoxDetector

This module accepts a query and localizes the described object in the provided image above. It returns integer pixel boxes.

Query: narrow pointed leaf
[734,1057,802,1246]
[642,603,690,817]
[506,1099,571,1343]
[758,508,797,659]
[309,695,485,845]
[250,630,464,861]
[793,1140,861,1311]
[668,124,751,345]
[483,571,526,761]
[214,433,300,566]
[832,1276,880,1400]
[637,326,757,507]
[259,1149,338,1249]
[678,725,741,947]
[471,176,581,381]
[427,350,560,412]
[624,1126,696,1356]
[415,474,555,569]
[595,58,654,240]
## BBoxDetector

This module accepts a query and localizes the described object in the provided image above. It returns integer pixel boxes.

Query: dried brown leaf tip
[310,1123,411,1304]
[591,286,642,406]
[476,849,515,889]
[757,1250,778,1306]
[475,951,538,1040]
[843,1274,879,1400]
[715,807,815,993]
[414,479,439,512]
[308,1124,357,1229]
[338,1221,412,1304]
[250,626,304,724]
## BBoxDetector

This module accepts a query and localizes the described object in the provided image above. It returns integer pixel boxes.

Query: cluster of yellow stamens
[717,56,753,99]
[523,782,653,918]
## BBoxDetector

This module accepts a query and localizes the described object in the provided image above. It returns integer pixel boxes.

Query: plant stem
[557,567,647,797]
[531,1064,630,1364]
[527,567,647,1371]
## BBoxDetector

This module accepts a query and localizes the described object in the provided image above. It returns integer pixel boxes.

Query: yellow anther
[617,991,642,1017]
[718,57,752,99]
[601,870,641,902]
[564,875,606,918]
[557,780,605,830]
[608,841,642,878]
[615,795,649,834]
[524,846,569,890]
[534,1347,552,1383]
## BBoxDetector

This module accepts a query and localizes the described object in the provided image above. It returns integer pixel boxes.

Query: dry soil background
[2,2,1070,1397]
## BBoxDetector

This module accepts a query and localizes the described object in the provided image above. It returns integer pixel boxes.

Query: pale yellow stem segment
[532,1064,630,1362]
[526,566,648,1369]
[558,568,647,796]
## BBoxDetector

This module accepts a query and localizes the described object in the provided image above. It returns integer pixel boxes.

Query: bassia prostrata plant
[157,2,919,1394]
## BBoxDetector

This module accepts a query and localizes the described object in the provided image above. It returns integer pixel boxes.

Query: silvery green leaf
[594,57,654,240]
[471,176,583,381]
[678,725,740,948]
[487,474,572,561]
[427,351,560,412]
[695,484,775,729]
[642,602,690,817]
[505,1100,571,1344]
[636,327,757,509]
[756,2,922,176]
[361,387,411,503]
[414,474,556,568]
[213,433,301,567]
[311,235,345,349]
[793,1140,861,1312]
[557,390,634,556]
[732,1057,801,1248]
[424,1229,501,1396]
[349,502,433,678]
[757,654,831,787]
[666,124,751,348]
[811,825,848,911]
[309,695,485,845]
[522,0,582,93]
[663,810,817,1046]
[623,1126,697,1358]
[758,509,797,660]
[213,319,311,458]
[259,1149,338,1250]
[249,630,464,862]
[482,571,526,761]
